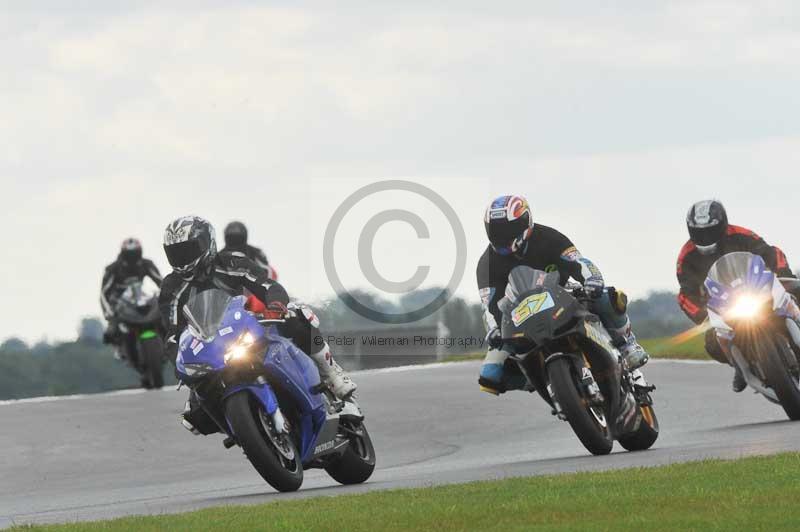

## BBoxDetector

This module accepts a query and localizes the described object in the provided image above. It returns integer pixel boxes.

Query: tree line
[0,290,691,400]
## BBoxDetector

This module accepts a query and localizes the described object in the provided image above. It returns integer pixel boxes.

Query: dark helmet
[224,221,248,249]
[484,195,533,257]
[686,200,728,255]
[163,216,217,279]
[119,238,143,266]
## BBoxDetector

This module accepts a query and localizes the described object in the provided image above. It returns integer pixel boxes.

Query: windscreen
[120,281,155,306]
[505,266,557,302]
[707,252,762,288]
[120,282,142,304]
[183,289,234,340]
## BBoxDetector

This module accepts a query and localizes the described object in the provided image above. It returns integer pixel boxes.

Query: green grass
[15,453,800,531]
[442,351,483,362]
[445,333,708,364]
[641,333,707,360]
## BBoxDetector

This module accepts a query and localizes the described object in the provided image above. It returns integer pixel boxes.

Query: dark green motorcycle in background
[114,281,166,389]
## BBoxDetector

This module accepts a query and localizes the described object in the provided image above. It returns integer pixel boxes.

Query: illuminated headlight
[224,332,257,364]
[727,294,768,320]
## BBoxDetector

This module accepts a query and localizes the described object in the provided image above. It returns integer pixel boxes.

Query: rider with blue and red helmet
[476,195,649,394]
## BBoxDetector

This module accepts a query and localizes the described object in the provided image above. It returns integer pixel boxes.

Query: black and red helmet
[163,216,217,279]
[686,200,728,254]
[119,238,143,266]
[484,195,533,256]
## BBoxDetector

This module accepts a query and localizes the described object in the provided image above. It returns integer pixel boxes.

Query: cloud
[3,1,800,341]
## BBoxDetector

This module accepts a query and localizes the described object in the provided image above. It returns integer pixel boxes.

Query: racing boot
[611,319,650,370]
[732,366,747,393]
[310,343,357,399]
[479,348,508,394]
[479,348,528,395]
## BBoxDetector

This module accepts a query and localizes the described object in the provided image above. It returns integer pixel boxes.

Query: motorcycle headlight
[224,331,256,364]
[727,294,769,321]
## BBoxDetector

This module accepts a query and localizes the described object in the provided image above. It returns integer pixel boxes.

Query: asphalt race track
[2,359,799,527]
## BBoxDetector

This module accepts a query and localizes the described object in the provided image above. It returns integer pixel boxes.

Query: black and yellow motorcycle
[498,266,659,455]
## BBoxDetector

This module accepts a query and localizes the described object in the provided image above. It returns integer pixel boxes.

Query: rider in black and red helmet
[100,238,162,345]
[677,199,798,392]
[476,195,649,395]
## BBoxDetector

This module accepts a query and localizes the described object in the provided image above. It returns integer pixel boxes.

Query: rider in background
[221,221,278,281]
[159,216,356,433]
[100,238,162,347]
[476,195,650,395]
[677,199,799,392]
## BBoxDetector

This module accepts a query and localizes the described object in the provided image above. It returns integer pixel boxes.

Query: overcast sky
[3,1,800,342]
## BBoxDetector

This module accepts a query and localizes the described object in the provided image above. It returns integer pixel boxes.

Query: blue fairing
[175,294,328,464]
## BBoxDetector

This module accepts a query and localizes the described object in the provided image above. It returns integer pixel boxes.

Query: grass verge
[14,453,800,532]
[640,333,707,360]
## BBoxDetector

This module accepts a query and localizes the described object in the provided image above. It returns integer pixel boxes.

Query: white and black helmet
[163,216,217,279]
[686,200,728,254]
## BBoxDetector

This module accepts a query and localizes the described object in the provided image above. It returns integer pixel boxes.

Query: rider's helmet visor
[165,240,204,268]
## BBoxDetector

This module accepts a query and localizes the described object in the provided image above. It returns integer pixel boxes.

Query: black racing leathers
[220,244,277,280]
[158,252,317,365]
[677,225,795,324]
[477,224,603,330]
[101,257,163,318]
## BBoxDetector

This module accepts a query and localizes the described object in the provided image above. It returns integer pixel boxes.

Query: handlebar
[566,283,592,304]
[779,277,800,293]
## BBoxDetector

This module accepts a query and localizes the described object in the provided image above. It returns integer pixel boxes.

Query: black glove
[485,327,503,350]
[584,277,605,299]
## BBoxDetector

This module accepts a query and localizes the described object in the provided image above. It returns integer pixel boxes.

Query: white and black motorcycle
[706,251,800,420]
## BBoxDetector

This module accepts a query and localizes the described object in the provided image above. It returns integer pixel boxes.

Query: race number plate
[512,292,555,326]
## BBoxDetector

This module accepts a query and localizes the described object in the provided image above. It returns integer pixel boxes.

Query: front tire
[618,404,659,451]
[759,334,800,420]
[548,357,613,456]
[225,392,303,492]
[325,421,376,485]
[140,337,164,389]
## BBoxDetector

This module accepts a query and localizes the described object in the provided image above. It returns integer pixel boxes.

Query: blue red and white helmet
[484,195,533,256]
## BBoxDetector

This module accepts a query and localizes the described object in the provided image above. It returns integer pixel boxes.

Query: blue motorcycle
[176,289,375,492]
[706,252,800,420]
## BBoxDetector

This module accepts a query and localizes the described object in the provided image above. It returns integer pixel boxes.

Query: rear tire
[618,404,659,451]
[548,357,613,456]
[225,392,303,492]
[759,334,800,421]
[325,422,376,485]
[140,337,164,389]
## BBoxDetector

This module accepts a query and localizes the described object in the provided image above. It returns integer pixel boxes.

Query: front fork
[223,378,289,434]
[545,353,606,421]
